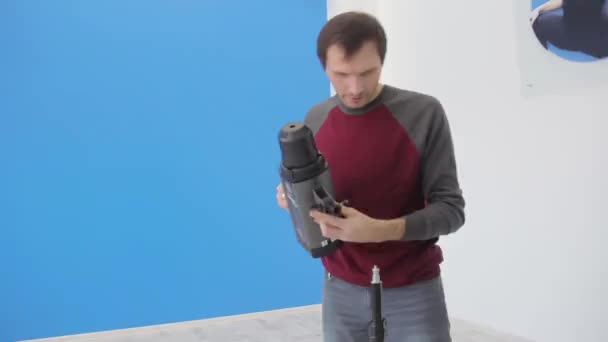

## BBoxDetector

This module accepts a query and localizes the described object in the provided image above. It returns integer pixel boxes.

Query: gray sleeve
[303,98,335,135]
[402,99,465,240]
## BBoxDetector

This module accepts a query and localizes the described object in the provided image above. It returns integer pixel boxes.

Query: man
[276,11,465,342]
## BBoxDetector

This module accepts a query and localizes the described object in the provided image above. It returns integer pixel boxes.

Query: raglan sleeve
[402,98,465,241]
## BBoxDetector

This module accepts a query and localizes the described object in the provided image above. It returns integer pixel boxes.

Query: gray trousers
[322,272,452,342]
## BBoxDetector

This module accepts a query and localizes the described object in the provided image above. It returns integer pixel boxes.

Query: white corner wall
[327,1,608,341]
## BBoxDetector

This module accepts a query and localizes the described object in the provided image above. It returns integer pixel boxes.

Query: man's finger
[310,210,345,228]
[338,205,356,216]
[320,223,341,239]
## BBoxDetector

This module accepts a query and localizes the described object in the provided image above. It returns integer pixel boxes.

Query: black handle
[308,183,345,258]
[311,183,348,218]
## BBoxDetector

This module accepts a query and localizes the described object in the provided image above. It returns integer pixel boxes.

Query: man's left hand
[309,204,404,243]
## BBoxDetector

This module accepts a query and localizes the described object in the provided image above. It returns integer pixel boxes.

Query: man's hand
[276,183,288,210]
[309,204,406,243]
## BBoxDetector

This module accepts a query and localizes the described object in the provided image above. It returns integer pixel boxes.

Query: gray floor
[20,304,534,342]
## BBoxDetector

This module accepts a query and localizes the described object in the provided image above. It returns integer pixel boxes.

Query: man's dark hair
[316,11,387,69]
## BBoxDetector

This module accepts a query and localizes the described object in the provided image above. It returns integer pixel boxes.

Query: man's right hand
[276,182,288,210]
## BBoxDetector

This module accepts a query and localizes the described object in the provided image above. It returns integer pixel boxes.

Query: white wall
[327,1,608,341]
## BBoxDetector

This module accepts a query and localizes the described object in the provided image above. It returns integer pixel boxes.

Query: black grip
[311,184,345,217]
[309,183,345,258]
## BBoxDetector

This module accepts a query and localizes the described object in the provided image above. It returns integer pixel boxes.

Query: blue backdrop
[0,2,328,341]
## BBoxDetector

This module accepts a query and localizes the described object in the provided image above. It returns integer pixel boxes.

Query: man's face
[325,40,382,109]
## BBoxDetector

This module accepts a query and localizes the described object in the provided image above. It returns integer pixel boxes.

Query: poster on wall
[514,0,608,97]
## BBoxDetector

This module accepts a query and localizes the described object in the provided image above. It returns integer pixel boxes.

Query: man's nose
[347,76,363,94]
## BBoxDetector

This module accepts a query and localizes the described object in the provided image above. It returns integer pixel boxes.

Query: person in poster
[530,0,608,60]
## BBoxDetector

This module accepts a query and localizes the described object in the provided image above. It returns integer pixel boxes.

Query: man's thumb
[339,202,355,215]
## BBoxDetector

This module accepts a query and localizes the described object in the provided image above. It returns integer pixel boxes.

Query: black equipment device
[278,121,344,258]
[369,265,387,342]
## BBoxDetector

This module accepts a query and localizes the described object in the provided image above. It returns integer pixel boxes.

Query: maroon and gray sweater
[304,84,465,288]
